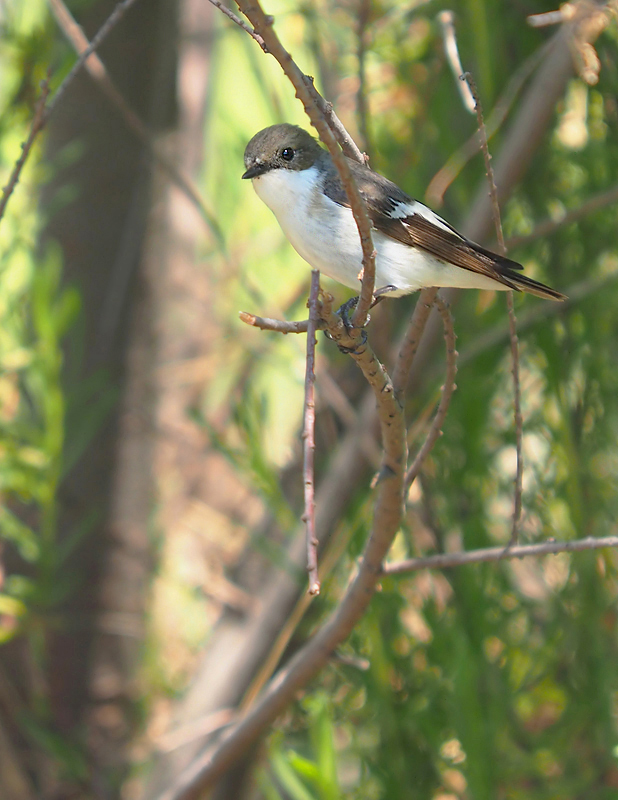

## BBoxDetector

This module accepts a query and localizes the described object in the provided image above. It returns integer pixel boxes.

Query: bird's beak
[242,162,268,179]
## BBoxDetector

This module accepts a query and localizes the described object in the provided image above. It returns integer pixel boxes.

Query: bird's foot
[337,296,362,331]
[322,296,368,354]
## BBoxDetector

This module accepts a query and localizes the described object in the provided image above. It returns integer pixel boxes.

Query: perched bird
[242,124,565,302]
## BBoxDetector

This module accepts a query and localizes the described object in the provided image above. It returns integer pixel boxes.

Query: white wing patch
[389,200,462,238]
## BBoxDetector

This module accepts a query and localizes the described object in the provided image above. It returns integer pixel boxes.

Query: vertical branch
[356,0,372,157]
[303,272,321,596]
[462,71,523,543]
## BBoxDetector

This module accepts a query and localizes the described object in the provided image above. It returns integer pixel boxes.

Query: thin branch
[206,0,267,49]
[207,0,364,163]
[302,77,365,164]
[463,71,523,544]
[405,295,457,488]
[527,8,571,27]
[159,284,407,800]
[438,10,475,114]
[47,0,222,240]
[0,77,50,225]
[383,535,618,575]
[231,0,376,328]
[392,287,439,399]
[303,272,321,596]
[505,292,523,542]
[356,0,372,156]
[238,311,316,334]
[46,0,141,119]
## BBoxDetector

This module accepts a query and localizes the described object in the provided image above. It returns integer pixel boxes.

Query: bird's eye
[281,147,295,161]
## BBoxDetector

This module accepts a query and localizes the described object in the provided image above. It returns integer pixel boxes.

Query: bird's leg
[337,296,360,330]
[372,284,398,304]
[336,284,396,329]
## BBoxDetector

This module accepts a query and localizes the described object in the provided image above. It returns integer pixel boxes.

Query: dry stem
[303,272,321,595]
[0,78,50,225]
[463,71,523,544]
[384,535,618,575]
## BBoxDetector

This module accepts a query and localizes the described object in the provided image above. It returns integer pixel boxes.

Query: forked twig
[206,0,267,49]
[303,272,321,595]
[160,293,407,800]
[405,295,458,488]
[462,71,523,545]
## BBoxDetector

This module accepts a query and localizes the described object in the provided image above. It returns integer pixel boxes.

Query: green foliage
[259,694,344,800]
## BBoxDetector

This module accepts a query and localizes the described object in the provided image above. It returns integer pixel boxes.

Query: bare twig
[527,8,572,27]
[463,71,523,544]
[356,0,372,156]
[504,292,523,543]
[438,11,475,113]
[238,311,316,334]
[303,272,321,596]
[0,77,50,225]
[232,0,376,327]
[47,0,221,239]
[206,0,267,49]
[383,535,618,575]
[405,295,457,488]
[208,0,363,163]
[46,0,141,119]
[302,77,365,164]
[392,287,439,399]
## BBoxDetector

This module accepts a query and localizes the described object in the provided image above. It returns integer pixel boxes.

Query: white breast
[251,167,507,296]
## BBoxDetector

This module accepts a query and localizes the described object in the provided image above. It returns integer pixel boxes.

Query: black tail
[502,268,567,301]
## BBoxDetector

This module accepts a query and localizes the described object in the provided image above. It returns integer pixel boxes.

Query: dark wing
[322,157,566,300]
[323,158,523,289]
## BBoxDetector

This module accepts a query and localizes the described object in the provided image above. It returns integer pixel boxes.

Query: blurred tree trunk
[39,0,177,788]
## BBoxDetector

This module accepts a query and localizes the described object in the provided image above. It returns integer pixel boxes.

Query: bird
[242,123,566,302]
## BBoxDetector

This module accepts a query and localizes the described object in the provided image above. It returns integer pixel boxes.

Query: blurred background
[2,0,618,798]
